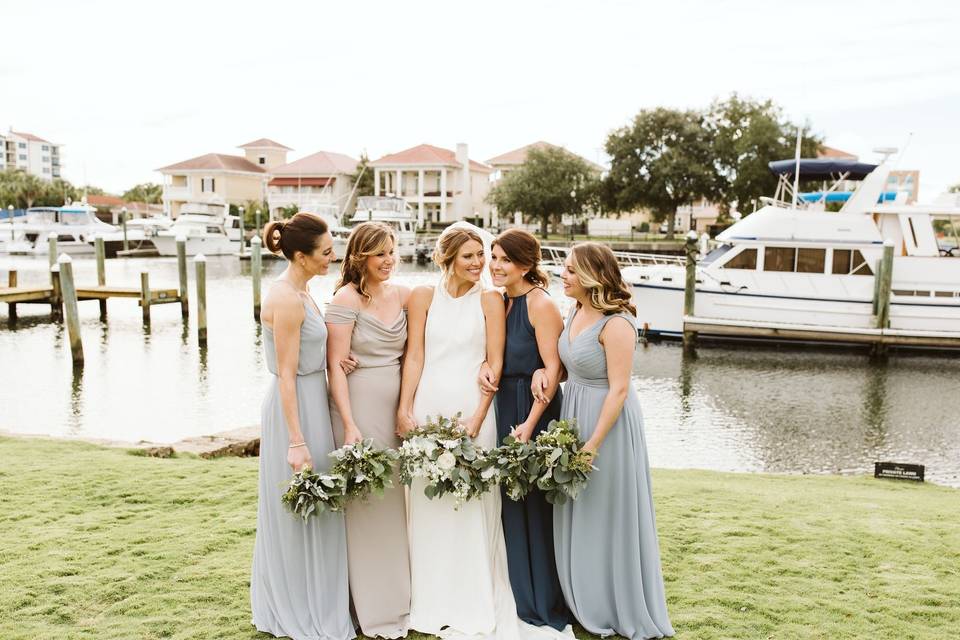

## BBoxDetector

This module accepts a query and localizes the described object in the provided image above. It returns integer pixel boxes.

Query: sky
[2,0,958,199]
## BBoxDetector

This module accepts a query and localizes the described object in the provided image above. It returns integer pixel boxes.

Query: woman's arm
[326,293,362,445]
[463,291,505,438]
[397,286,433,436]
[272,290,312,471]
[582,316,635,457]
[513,292,563,442]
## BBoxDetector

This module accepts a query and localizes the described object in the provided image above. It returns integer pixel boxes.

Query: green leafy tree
[230,200,270,230]
[122,182,163,204]
[351,152,375,197]
[603,107,721,239]
[487,146,599,237]
[949,183,960,194]
[706,94,822,215]
[15,172,45,209]
[35,179,79,207]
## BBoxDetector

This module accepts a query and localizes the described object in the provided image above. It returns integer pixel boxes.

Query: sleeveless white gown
[408,281,572,640]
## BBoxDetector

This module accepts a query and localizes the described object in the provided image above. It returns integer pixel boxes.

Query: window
[764,247,796,272]
[42,156,49,163]
[18,154,26,161]
[796,248,826,273]
[18,142,26,149]
[258,156,266,165]
[42,167,50,173]
[723,247,757,269]
[831,249,873,276]
[201,177,216,192]
[41,145,49,151]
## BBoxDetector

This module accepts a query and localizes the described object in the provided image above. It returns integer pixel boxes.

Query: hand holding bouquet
[533,419,597,504]
[329,438,399,503]
[398,413,499,508]
[494,434,541,502]
[281,468,347,519]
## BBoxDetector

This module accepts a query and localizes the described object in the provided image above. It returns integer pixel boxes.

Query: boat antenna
[339,162,367,225]
[791,125,802,209]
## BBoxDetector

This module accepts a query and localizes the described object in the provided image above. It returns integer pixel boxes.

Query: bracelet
[289,442,307,449]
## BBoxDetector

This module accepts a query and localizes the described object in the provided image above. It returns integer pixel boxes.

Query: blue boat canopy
[768,159,877,180]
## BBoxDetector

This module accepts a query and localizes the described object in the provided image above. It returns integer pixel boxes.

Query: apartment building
[1,128,62,180]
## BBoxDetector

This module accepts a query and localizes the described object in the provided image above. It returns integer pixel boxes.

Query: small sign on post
[874,461,924,482]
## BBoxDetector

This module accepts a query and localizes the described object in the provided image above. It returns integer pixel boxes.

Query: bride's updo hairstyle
[491,228,549,287]
[263,212,329,261]
[336,221,396,301]
[569,242,636,316]
[433,226,484,274]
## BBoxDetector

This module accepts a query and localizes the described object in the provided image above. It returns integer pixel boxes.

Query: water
[2,254,959,487]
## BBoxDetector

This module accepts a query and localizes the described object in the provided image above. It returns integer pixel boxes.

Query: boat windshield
[25,210,57,224]
[60,210,96,225]
[357,196,404,213]
[700,243,732,266]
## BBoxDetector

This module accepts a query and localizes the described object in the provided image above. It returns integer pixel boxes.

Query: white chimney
[456,143,470,220]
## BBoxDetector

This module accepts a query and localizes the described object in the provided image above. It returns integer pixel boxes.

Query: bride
[397,222,571,640]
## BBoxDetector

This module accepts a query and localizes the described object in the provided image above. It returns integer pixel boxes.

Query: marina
[2,252,958,488]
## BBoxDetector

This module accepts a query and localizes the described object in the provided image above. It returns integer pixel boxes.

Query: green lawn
[0,436,957,639]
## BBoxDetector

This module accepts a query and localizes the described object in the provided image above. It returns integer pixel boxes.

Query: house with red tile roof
[267,150,359,220]
[370,143,493,227]
[157,141,286,218]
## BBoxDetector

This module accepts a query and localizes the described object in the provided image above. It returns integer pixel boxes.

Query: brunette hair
[433,227,484,274]
[492,228,548,287]
[335,222,396,301]
[262,212,329,261]
[568,242,636,316]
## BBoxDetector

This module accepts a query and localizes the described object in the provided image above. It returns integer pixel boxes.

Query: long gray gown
[554,309,674,640]
[251,295,355,640]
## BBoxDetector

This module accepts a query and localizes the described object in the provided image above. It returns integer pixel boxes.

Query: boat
[6,202,117,255]
[151,202,241,256]
[350,196,420,259]
[621,154,960,347]
[306,204,349,261]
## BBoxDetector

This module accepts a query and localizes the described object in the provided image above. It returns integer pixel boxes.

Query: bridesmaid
[482,229,570,631]
[327,222,411,638]
[553,242,674,640]
[250,213,355,640]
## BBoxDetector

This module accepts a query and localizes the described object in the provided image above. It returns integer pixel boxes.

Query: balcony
[162,185,192,201]
[268,192,338,211]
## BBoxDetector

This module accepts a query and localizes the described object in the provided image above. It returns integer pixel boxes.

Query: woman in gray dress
[553,242,674,639]
[250,212,355,640]
[327,222,411,638]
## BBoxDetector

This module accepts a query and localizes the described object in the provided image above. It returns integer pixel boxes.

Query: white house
[371,143,494,227]
[1,128,62,180]
[267,150,359,221]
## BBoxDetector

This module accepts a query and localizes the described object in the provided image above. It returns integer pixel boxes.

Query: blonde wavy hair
[335,222,396,301]
[569,242,636,316]
[433,227,483,274]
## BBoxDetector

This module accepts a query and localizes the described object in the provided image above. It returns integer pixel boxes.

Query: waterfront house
[266,150,359,221]
[370,143,493,228]
[157,140,281,218]
[1,128,62,180]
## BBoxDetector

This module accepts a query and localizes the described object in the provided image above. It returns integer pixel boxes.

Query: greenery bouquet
[398,413,499,508]
[494,434,541,502]
[533,419,597,504]
[281,468,347,520]
[328,438,399,503]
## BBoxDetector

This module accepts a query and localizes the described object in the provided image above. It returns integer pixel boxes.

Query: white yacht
[152,202,241,256]
[350,196,420,259]
[6,202,117,255]
[92,214,174,256]
[307,204,350,261]
[622,156,960,346]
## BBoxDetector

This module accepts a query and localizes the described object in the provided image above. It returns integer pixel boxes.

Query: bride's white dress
[408,281,570,640]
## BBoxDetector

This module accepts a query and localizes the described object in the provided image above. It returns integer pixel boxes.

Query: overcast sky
[3,0,958,199]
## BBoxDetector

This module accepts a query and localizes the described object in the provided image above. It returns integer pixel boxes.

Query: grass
[0,436,958,639]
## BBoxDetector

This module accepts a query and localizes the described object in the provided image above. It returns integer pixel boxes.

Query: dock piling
[176,236,189,319]
[876,240,895,330]
[95,237,107,320]
[121,208,129,252]
[251,236,262,321]
[682,231,699,349]
[50,263,63,321]
[7,270,17,322]
[140,271,151,326]
[47,233,58,276]
[196,254,207,345]
[238,206,246,256]
[58,254,84,367]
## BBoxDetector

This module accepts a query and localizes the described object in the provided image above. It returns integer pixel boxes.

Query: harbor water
[1,254,958,487]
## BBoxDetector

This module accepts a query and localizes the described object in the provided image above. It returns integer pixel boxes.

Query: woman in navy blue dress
[481,229,570,631]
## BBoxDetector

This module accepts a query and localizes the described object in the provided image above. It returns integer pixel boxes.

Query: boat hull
[153,235,238,256]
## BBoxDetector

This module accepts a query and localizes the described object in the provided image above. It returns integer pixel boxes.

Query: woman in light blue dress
[250,213,355,640]
[552,242,674,640]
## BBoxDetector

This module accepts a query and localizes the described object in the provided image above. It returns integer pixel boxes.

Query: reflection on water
[1,254,958,487]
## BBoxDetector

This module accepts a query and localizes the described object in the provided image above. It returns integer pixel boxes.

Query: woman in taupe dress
[327,222,411,638]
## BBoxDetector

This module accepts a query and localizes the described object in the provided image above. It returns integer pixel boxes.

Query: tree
[123,183,163,204]
[15,172,45,209]
[706,94,822,215]
[230,200,270,229]
[351,152,375,197]
[949,183,960,194]
[603,108,721,239]
[487,146,599,237]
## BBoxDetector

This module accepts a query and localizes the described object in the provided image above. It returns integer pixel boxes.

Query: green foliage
[351,152,375,197]
[487,146,600,237]
[281,467,347,519]
[706,94,823,214]
[949,183,960,194]
[0,169,84,208]
[329,439,399,502]
[230,200,269,228]
[603,107,721,238]
[122,182,163,204]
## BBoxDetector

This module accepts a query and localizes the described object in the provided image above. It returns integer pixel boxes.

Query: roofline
[156,168,270,177]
